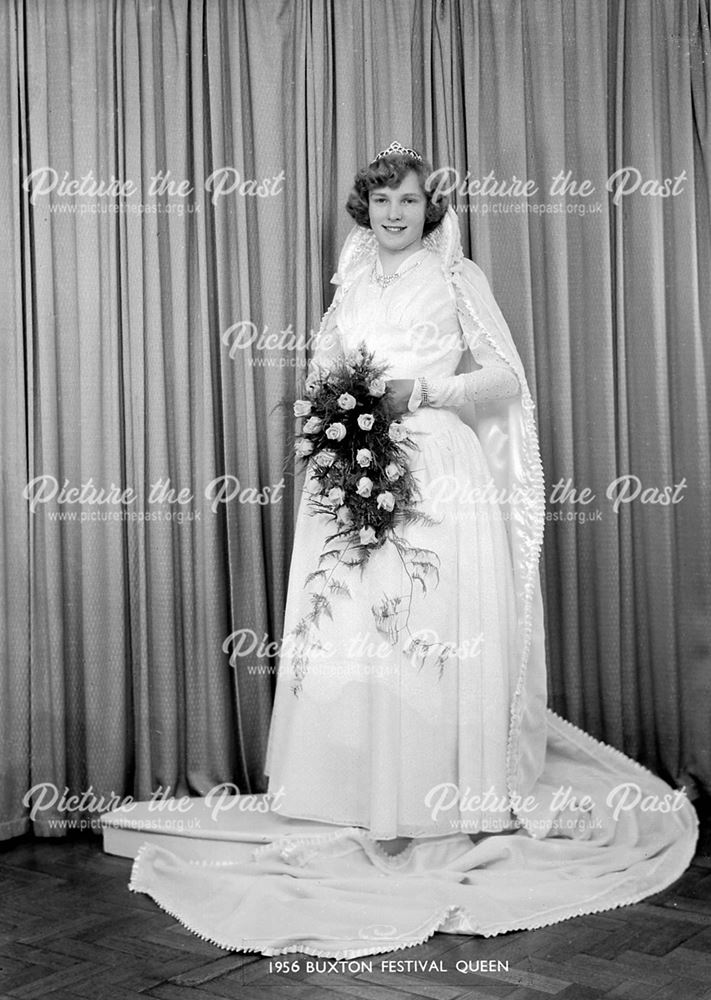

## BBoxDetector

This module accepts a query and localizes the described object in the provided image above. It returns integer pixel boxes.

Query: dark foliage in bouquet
[277,342,448,695]
[290,342,437,565]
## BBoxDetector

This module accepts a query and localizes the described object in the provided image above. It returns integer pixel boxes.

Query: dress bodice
[335,248,466,381]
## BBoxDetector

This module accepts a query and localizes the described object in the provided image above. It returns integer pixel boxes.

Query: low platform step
[101,795,338,861]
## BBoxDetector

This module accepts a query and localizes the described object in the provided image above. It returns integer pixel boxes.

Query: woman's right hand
[385,379,416,417]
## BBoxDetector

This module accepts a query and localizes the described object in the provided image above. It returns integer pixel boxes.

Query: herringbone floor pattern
[1,810,710,1000]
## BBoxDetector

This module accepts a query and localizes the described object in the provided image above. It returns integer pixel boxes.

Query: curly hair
[345,153,448,236]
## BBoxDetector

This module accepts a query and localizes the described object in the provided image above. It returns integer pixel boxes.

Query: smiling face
[368,170,427,261]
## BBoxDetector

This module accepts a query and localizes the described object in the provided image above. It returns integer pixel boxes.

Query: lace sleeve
[408,334,520,410]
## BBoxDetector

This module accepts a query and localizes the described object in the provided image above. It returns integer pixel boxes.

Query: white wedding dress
[129,210,698,958]
[264,247,524,839]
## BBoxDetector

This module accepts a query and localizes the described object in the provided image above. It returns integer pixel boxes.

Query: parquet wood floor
[0,804,709,1000]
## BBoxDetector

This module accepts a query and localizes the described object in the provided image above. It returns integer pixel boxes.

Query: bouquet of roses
[279,341,448,694]
[291,341,425,565]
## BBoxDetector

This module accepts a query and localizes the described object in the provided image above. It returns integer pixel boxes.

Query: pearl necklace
[371,252,427,289]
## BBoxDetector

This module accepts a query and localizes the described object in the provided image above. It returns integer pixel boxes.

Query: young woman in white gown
[264,143,535,846]
[130,143,697,957]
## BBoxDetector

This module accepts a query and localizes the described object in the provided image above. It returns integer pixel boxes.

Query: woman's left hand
[385,379,416,417]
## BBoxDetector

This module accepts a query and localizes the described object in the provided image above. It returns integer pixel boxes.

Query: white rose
[293,399,312,417]
[368,378,387,397]
[376,491,395,512]
[357,413,375,431]
[356,477,373,498]
[302,416,323,433]
[337,393,357,410]
[356,448,373,467]
[359,525,378,545]
[325,422,347,441]
[388,422,407,443]
[385,462,402,482]
[295,439,314,456]
[327,487,345,506]
[336,505,353,525]
[314,450,336,468]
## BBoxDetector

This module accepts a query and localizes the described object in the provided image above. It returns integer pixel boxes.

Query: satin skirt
[264,405,525,839]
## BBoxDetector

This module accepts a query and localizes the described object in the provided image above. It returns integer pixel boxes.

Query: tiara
[369,141,423,165]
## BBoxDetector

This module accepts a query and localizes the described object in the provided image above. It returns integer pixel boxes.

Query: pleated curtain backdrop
[1,0,709,839]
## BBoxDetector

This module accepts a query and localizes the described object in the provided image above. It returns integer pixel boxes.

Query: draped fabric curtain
[1,0,709,839]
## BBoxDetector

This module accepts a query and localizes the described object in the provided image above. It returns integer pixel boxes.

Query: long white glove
[408,334,520,410]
